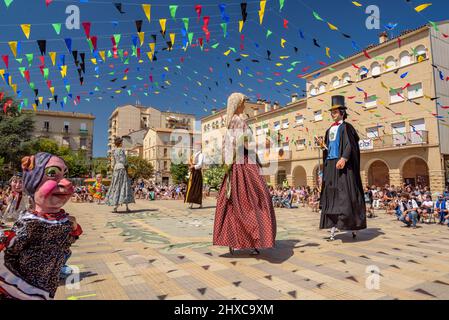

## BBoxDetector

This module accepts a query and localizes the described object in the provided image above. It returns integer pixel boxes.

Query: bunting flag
[52,23,62,35]
[195,4,202,22]
[182,18,189,32]
[279,0,285,12]
[4,0,13,8]
[169,5,178,21]
[240,3,248,23]
[259,0,266,24]
[82,22,91,38]
[37,40,46,56]
[8,42,18,58]
[114,3,125,14]
[20,24,31,39]
[237,20,244,33]
[415,3,432,12]
[142,4,151,22]
[159,19,167,37]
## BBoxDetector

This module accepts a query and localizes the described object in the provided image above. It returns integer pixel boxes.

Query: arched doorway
[292,166,307,187]
[402,157,429,187]
[276,169,287,186]
[313,164,324,188]
[368,160,390,187]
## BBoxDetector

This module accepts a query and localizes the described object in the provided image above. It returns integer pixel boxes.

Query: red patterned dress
[213,115,276,250]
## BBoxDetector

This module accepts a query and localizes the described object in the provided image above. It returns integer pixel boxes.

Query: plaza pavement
[56,198,449,300]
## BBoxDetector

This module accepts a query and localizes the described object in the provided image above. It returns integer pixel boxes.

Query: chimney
[291,93,299,103]
[379,31,388,44]
[211,108,217,115]
[273,101,280,110]
[264,102,271,113]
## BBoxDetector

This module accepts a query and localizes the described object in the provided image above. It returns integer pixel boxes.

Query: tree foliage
[203,165,226,190]
[127,157,154,180]
[0,94,35,169]
[170,163,189,184]
[92,157,109,176]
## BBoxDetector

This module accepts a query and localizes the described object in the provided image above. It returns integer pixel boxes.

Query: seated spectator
[398,193,419,229]
[434,194,448,225]
[419,195,434,223]
[364,186,374,218]
[443,186,449,201]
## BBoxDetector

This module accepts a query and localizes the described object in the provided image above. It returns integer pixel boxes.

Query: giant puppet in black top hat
[319,95,367,241]
[329,95,348,111]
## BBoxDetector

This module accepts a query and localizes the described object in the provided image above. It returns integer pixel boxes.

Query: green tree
[26,138,60,155]
[170,163,189,184]
[93,157,109,176]
[0,94,35,170]
[203,165,226,190]
[58,149,89,178]
[127,157,154,180]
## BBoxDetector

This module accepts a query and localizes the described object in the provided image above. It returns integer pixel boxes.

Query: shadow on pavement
[219,239,300,264]
[335,228,385,243]
[116,209,159,214]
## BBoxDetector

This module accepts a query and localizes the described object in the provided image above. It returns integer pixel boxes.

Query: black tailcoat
[319,122,367,231]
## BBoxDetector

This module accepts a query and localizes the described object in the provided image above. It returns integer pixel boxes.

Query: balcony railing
[359,130,429,151]
[79,129,89,136]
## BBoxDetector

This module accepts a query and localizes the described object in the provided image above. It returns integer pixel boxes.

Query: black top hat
[329,95,348,111]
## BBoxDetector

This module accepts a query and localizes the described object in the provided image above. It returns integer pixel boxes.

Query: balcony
[360,131,429,152]
[79,129,89,136]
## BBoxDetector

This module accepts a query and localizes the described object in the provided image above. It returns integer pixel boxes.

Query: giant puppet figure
[0,153,82,300]
[316,95,367,241]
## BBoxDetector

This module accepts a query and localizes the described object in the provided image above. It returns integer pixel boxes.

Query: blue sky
[0,0,447,157]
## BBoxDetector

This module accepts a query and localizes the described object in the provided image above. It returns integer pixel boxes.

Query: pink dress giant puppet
[213,93,277,255]
[0,152,82,300]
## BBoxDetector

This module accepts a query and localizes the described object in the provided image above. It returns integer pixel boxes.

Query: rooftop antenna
[135,99,141,106]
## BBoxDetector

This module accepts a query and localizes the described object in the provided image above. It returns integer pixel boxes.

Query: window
[282,119,289,129]
[310,85,317,96]
[63,121,70,133]
[365,95,378,109]
[331,77,340,88]
[295,115,304,126]
[80,123,87,131]
[274,121,281,131]
[296,139,306,150]
[399,51,411,67]
[415,45,427,62]
[80,138,87,149]
[408,83,423,99]
[256,126,262,136]
[164,148,167,157]
[318,82,326,94]
[314,110,323,122]
[366,127,379,139]
[262,124,269,133]
[342,73,351,84]
[359,66,369,80]
[385,56,396,70]
[371,62,381,76]
[392,122,406,146]
[43,121,50,132]
[390,88,404,104]
[410,119,426,144]
[163,161,167,170]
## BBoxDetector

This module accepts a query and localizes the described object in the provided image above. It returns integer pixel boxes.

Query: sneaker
[60,265,73,277]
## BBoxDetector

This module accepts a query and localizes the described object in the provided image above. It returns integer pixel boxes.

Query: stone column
[307,175,315,188]
[389,169,402,187]
[429,170,445,192]
[287,174,294,188]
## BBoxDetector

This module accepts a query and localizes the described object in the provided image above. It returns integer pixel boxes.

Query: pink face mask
[33,156,74,214]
